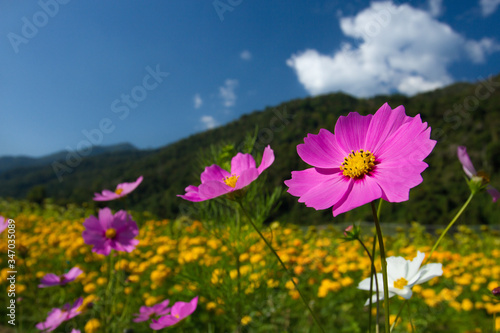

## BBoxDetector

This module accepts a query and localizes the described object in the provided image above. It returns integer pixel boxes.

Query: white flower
[358,251,443,306]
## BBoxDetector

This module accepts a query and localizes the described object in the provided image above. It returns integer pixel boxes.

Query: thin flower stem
[371,201,390,333]
[237,201,326,333]
[425,192,474,265]
[357,238,380,333]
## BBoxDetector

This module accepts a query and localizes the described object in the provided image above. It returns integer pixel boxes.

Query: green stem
[425,192,474,265]
[357,238,379,333]
[371,202,390,333]
[237,201,326,333]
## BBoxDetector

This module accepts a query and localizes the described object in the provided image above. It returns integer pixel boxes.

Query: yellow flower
[96,277,107,286]
[241,315,252,326]
[85,319,101,333]
[461,298,474,311]
[84,283,96,294]
[206,302,217,311]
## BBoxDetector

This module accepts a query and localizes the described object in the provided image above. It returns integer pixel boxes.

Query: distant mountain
[1,75,499,226]
[0,143,138,174]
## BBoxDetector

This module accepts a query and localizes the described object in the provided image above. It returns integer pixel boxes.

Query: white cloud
[240,50,252,60]
[480,0,500,16]
[200,115,218,130]
[286,1,499,97]
[219,79,238,107]
[193,93,203,109]
[428,0,443,16]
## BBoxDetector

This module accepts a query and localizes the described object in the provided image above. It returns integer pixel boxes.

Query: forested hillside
[1,75,499,225]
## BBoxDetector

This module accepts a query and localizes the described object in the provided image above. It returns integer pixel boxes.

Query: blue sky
[1,0,499,157]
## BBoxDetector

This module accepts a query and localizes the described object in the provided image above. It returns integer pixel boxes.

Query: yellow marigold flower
[36,271,45,279]
[206,302,217,311]
[124,287,132,295]
[84,283,96,294]
[17,284,26,294]
[487,281,499,291]
[96,277,107,286]
[496,317,500,331]
[471,284,480,292]
[128,275,140,283]
[250,254,263,264]
[267,279,279,288]
[462,298,474,311]
[294,265,305,275]
[241,315,252,326]
[285,277,298,290]
[474,301,483,310]
[289,290,300,300]
[85,319,101,333]
[340,276,354,287]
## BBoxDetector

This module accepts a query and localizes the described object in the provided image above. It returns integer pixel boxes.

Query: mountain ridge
[1,74,499,225]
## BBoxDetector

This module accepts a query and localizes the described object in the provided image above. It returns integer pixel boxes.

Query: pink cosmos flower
[36,297,83,332]
[150,296,198,330]
[0,216,7,234]
[93,175,143,201]
[38,267,83,288]
[457,146,500,202]
[82,207,139,256]
[133,299,170,322]
[285,103,436,216]
[178,146,274,201]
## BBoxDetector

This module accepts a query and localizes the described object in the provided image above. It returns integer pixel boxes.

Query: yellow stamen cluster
[115,188,124,195]
[394,277,408,289]
[223,175,239,188]
[340,149,376,178]
[105,228,117,239]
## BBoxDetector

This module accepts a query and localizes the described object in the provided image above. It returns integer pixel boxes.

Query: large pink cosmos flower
[285,103,436,216]
[93,175,143,201]
[39,267,83,288]
[457,146,500,202]
[178,146,274,202]
[133,299,170,322]
[36,297,83,332]
[150,296,198,330]
[82,208,139,256]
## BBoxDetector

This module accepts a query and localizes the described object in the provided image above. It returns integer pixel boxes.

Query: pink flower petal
[234,168,259,190]
[375,115,435,161]
[486,186,500,202]
[231,153,256,175]
[200,165,230,183]
[457,146,477,178]
[334,112,373,153]
[198,181,231,200]
[297,129,346,168]
[257,145,275,174]
[364,103,410,152]
[292,169,352,210]
[331,176,383,217]
[98,207,114,231]
[177,185,203,202]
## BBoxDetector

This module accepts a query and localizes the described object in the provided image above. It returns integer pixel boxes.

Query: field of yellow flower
[0,199,499,332]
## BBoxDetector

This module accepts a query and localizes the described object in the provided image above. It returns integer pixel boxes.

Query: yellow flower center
[105,228,117,239]
[340,149,376,178]
[223,175,239,188]
[394,277,408,289]
[115,188,123,195]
